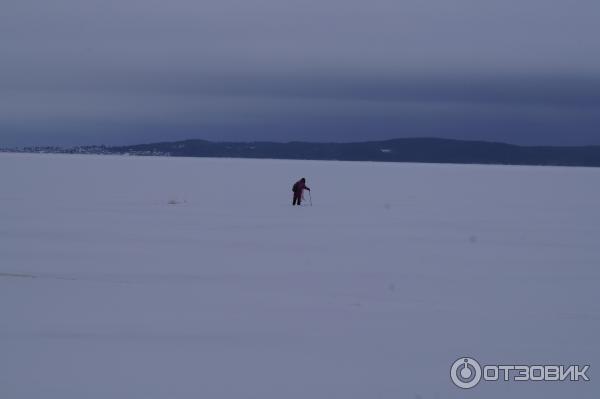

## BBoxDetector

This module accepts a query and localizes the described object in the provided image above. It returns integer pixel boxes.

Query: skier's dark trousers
[292,178,310,206]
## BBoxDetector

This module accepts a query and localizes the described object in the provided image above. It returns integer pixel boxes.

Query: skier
[292,177,310,206]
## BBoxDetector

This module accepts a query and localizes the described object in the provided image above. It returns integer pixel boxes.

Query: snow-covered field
[1,153,599,398]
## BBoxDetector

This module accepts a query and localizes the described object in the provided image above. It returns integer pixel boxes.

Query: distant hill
[108,138,600,167]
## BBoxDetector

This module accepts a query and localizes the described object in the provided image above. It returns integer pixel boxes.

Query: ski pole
[309,190,312,206]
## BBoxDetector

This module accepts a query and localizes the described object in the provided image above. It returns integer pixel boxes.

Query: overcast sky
[2,0,600,146]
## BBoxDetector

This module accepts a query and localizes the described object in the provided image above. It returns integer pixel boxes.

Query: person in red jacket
[292,177,310,206]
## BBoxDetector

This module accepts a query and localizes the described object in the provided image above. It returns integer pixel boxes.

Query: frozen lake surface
[1,153,599,398]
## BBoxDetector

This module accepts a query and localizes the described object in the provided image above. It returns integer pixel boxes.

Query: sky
[1,0,600,147]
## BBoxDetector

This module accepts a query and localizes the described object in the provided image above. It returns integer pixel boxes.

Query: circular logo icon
[451,357,482,389]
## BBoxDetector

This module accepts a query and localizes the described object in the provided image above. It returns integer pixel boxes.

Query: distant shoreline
[3,137,600,167]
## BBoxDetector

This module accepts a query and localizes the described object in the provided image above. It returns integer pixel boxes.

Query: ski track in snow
[1,153,599,399]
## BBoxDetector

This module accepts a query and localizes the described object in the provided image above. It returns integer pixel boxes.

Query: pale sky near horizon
[2,0,600,146]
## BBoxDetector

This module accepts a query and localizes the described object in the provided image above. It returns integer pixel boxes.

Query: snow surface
[1,153,599,398]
